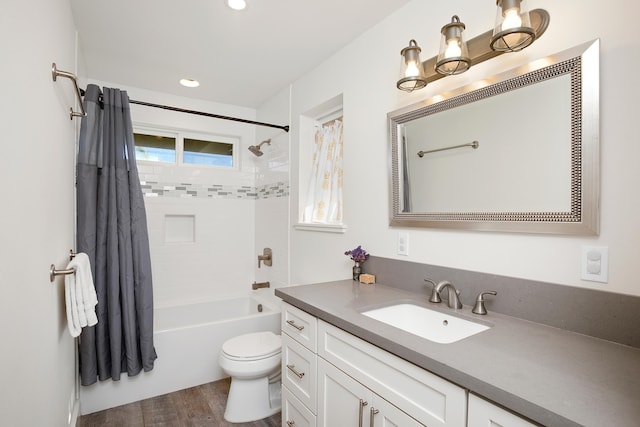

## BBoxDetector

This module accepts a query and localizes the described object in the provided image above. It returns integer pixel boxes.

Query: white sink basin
[361,303,490,344]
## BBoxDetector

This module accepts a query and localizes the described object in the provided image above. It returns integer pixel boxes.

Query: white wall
[0,0,79,425]
[87,81,265,307]
[287,0,640,297]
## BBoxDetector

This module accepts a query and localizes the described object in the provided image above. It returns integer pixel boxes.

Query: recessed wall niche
[164,214,195,243]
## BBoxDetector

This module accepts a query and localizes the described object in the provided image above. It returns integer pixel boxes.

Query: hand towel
[64,269,81,337]
[64,253,98,337]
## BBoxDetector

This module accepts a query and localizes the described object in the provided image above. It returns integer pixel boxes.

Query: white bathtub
[80,294,281,415]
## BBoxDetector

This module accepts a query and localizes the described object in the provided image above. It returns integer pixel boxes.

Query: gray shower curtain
[76,84,156,386]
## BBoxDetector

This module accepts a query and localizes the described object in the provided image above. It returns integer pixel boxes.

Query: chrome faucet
[429,280,463,309]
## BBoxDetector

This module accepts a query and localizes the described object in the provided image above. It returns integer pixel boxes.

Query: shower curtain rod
[52,64,288,130]
[128,99,290,132]
[79,88,290,133]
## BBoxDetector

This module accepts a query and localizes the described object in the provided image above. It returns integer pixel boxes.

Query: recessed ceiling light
[227,0,246,11]
[179,78,200,88]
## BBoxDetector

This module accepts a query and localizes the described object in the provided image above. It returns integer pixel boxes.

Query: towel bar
[50,264,75,283]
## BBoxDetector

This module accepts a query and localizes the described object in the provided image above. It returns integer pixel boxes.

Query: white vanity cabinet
[281,302,538,427]
[281,302,467,427]
[467,394,537,427]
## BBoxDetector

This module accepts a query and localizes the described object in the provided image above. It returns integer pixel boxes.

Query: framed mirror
[388,40,599,235]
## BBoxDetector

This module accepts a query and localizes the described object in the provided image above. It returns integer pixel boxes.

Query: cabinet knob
[286,420,295,427]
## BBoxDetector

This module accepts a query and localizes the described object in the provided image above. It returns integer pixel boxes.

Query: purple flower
[344,245,369,263]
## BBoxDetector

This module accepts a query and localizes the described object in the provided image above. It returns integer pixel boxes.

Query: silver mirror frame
[388,39,600,235]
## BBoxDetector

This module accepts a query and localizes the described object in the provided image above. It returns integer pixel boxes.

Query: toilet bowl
[219,331,282,423]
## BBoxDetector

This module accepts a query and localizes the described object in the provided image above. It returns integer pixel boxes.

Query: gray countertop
[275,280,640,427]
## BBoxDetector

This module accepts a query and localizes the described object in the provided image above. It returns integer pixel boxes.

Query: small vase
[352,262,362,281]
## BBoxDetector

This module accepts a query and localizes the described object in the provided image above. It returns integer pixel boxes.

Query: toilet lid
[223,331,281,359]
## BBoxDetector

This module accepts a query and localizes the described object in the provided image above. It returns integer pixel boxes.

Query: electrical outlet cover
[581,245,608,283]
[397,232,409,256]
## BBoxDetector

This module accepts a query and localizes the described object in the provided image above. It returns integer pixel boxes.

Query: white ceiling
[70,0,411,108]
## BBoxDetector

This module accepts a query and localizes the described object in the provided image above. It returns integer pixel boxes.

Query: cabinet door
[370,395,423,427]
[318,319,466,427]
[318,358,372,427]
[467,394,537,427]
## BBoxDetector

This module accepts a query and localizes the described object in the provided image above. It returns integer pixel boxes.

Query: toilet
[219,331,282,423]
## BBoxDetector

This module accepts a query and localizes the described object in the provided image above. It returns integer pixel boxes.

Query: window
[133,127,237,168]
[134,133,176,163]
[302,116,343,224]
[295,94,346,233]
[183,138,233,167]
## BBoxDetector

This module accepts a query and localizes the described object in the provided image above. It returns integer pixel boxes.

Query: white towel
[64,253,98,337]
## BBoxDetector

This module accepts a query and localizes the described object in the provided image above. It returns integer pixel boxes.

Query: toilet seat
[222,331,281,361]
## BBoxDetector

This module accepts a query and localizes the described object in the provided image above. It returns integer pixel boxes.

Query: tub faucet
[429,280,463,309]
[252,281,270,290]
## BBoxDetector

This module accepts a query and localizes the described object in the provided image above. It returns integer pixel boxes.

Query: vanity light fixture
[490,0,535,52]
[436,15,471,75]
[396,5,549,91]
[179,78,200,88]
[397,39,428,92]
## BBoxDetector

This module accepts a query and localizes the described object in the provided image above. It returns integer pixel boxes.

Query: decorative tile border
[140,181,289,200]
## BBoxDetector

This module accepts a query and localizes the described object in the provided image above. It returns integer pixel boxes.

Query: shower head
[248,145,263,156]
[248,139,271,157]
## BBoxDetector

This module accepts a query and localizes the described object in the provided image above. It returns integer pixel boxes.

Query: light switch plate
[581,245,608,283]
[397,232,409,256]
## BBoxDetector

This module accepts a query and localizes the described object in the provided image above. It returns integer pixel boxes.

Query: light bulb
[179,78,200,88]
[405,61,420,78]
[444,40,462,58]
[227,0,246,11]
[502,8,522,30]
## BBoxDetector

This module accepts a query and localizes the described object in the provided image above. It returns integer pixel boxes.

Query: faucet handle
[424,279,442,303]
[472,291,497,315]
[258,247,273,268]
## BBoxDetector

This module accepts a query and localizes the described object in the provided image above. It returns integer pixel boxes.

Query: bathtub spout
[252,281,270,290]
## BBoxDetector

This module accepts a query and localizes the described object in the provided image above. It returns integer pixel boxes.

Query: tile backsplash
[140,180,289,199]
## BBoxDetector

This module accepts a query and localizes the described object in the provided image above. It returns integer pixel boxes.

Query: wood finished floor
[77,378,281,427]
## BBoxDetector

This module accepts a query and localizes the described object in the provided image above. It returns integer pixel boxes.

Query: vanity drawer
[282,385,317,427]
[282,302,317,351]
[318,319,467,427]
[468,394,537,427]
[282,332,317,413]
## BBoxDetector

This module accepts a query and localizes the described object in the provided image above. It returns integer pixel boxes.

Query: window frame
[133,124,240,171]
